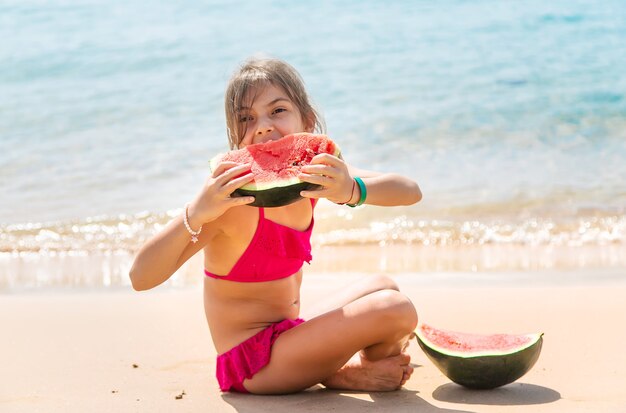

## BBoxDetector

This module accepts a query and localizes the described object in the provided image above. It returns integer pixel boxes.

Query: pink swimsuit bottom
[207,200,316,392]
[216,318,305,392]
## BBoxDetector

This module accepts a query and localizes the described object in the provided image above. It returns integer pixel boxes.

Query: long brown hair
[224,57,326,149]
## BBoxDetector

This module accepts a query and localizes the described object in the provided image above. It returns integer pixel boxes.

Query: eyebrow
[238,97,290,111]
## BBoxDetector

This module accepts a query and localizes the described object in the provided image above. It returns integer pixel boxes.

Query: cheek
[239,124,257,146]
[280,117,305,134]
[238,132,253,148]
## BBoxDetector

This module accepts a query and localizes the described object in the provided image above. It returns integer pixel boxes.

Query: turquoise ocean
[1,0,625,291]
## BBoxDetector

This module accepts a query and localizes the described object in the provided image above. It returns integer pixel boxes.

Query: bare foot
[322,352,413,391]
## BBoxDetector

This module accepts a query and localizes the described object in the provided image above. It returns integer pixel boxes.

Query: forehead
[239,83,291,110]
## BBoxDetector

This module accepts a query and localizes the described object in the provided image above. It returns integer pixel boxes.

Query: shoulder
[198,205,257,255]
[219,205,258,237]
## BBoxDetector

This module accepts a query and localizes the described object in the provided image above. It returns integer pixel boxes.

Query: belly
[203,271,302,353]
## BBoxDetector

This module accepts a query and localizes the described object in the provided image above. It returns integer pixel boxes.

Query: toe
[399,371,411,388]
[398,352,411,365]
[402,338,411,352]
[404,368,414,381]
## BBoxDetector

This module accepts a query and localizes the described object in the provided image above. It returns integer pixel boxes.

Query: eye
[272,107,287,115]
[239,114,253,123]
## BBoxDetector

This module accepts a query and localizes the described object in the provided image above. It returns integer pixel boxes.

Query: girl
[130,57,422,394]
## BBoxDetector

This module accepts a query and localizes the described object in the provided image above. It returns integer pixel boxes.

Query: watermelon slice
[209,133,341,207]
[415,323,543,389]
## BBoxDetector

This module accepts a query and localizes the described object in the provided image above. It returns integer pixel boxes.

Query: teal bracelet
[348,177,367,207]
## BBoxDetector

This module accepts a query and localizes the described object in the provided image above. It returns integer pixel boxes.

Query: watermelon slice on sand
[209,133,341,208]
[415,323,543,389]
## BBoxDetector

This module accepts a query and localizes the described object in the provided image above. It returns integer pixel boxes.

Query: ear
[303,112,316,133]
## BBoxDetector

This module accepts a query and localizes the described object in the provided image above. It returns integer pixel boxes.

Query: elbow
[129,266,150,291]
[388,174,422,205]
[413,186,423,204]
[406,183,422,205]
[131,281,148,292]
[129,274,145,291]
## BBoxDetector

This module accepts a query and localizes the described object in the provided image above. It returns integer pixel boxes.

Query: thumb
[230,195,255,205]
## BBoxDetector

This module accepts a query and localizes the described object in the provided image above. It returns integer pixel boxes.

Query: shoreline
[2,272,625,412]
[2,243,625,294]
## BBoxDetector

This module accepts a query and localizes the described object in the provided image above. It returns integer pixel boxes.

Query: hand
[188,162,255,225]
[298,154,354,204]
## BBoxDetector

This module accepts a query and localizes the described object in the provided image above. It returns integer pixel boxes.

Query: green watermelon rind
[233,182,321,207]
[416,325,544,390]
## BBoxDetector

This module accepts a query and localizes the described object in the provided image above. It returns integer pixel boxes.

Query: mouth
[258,134,282,143]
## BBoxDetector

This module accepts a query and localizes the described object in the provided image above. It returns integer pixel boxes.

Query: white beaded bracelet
[183,203,202,243]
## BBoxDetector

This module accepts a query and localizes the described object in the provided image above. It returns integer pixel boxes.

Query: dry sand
[1,271,625,413]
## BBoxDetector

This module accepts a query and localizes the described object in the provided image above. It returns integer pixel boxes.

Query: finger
[300,164,339,178]
[300,189,324,199]
[309,152,341,166]
[214,163,252,182]
[221,172,255,193]
[299,173,334,187]
[210,161,239,176]
[212,162,250,178]
[220,162,251,177]
[398,353,411,365]
[228,195,255,205]
[219,161,242,168]
[211,163,230,178]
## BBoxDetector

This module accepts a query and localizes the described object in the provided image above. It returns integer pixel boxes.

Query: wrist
[335,178,356,205]
[183,202,203,243]
[347,177,367,207]
[346,181,359,204]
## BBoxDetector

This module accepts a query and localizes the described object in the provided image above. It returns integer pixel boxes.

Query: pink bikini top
[204,199,315,282]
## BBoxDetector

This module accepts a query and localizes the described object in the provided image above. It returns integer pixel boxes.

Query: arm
[298,154,422,207]
[345,165,422,206]
[129,162,255,291]
[129,212,210,291]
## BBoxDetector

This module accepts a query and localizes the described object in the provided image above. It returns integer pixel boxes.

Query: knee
[367,274,400,292]
[371,290,418,334]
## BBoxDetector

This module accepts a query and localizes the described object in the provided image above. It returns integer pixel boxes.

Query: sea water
[1,0,625,291]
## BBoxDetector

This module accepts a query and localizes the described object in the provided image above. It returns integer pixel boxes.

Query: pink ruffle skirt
[216,318,305,392]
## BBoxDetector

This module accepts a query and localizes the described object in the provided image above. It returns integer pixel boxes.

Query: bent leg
[243,289,417,394]
[303,274,400,319]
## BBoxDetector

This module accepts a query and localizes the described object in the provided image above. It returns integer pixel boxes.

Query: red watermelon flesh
[217,133,339,188]
[209,133,340,207]
[419,324,536,355]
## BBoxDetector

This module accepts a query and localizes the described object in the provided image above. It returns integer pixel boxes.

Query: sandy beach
[1,271,625,413]
[4,1,626,412]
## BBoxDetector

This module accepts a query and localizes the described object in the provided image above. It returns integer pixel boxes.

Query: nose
[255,122,274,137]
[254,114,275,136]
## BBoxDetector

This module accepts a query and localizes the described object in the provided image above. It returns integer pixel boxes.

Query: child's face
[237,84,310,148]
